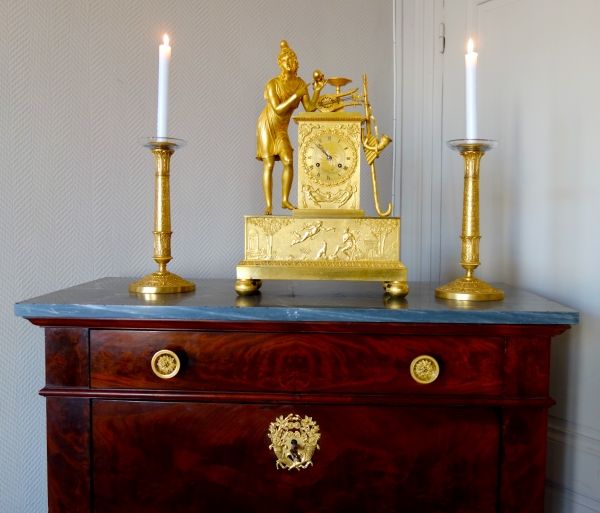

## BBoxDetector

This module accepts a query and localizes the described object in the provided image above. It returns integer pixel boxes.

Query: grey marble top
[14,278,578,325]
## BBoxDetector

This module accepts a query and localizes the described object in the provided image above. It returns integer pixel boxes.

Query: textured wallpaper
[0,0,394,510]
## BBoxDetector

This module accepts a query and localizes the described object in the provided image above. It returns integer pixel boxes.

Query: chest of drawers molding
[17,279,577,513]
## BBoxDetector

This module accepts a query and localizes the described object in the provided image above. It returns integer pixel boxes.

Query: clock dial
[301,130,358,187]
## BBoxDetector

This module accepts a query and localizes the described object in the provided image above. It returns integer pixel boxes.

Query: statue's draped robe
[256,75,306,161]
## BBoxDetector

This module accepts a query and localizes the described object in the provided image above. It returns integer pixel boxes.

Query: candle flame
[467,39,474,53]
[163,34,169,46]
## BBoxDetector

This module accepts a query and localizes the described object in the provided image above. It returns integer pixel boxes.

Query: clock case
[236,111,408,292]
[295,112,364,217]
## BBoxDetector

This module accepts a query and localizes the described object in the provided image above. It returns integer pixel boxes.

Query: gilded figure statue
[256,41,326,215]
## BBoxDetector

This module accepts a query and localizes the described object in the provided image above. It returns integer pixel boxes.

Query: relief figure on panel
[331,227,358,260]
[291,221,335,246]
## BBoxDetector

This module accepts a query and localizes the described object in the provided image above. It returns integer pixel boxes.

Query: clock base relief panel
[237,215,406,286]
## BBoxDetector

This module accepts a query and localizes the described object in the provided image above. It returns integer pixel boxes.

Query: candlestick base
[435,275,504,301]
[130,271,196,294]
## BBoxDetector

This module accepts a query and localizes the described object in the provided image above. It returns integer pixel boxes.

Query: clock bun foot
[384,281,409,298]
[235,279,262,296]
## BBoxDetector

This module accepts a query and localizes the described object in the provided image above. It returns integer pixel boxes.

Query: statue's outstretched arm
[302,78,326,112]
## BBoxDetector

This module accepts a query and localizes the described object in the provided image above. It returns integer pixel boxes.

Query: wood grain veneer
[90,330,505,395]
[92,401,500,513]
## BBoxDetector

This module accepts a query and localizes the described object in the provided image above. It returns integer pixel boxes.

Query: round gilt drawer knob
[410,355,440,384]
[151,349,181,379]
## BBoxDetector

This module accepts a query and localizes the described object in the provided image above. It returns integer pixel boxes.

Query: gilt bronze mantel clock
[235,41,408,297]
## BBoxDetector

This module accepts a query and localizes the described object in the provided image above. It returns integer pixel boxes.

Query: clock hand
[314,143,333,160]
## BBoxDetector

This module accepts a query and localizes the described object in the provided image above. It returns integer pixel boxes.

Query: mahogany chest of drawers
[15,278,578,513]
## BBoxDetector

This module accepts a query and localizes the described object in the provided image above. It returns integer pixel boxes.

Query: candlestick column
[435,140,503,301]
[152,147,173,271]
[460,150,482,271]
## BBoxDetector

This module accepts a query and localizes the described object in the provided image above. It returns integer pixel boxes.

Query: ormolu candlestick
[435,140,503,301]
[130,138,195,294]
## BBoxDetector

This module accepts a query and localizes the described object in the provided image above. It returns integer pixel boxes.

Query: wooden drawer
[90,330,505,395]
[92,400,500,513]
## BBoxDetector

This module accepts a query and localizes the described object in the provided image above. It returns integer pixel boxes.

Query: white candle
[157,34,171,138]
[465,38,478,140]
